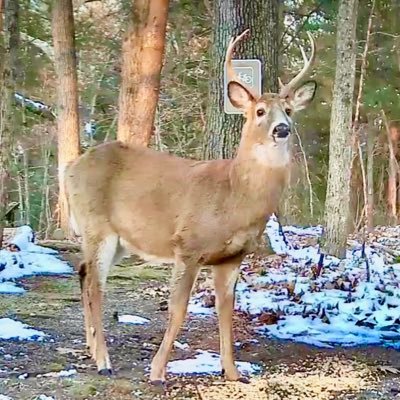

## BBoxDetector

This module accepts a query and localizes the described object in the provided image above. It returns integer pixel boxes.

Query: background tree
[323,0,359,258]
[117,0,169,145]
[51,0,80,237]
[0,0,19,246]
[203,0,279,159]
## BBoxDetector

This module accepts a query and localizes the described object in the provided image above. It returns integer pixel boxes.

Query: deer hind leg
[81,234,120,376]
[213,258,245,382]
[150,257,200,384]
[78,261,94,351]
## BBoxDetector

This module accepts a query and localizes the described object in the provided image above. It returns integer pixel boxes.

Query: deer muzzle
[272,123,291,139]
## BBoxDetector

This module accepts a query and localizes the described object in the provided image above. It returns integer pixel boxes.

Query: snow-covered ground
[0,226,72,294]
[189,215,400,349]
[0,226,72,343]
[2,221,400,381]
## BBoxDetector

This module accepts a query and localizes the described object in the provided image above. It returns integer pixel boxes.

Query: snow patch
[0,318,46,341]
[167,350,260,376]
[118,314,149,325]
[40,369,77,378]
[0,282,25,294]
[0,226,72,283]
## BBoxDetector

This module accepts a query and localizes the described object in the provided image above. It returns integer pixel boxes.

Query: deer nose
[273,123,291,138]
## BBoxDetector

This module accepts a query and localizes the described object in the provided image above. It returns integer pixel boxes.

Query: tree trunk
[386,118,399,224]
[323,0,359,258]
[117,0,169,146]
[203,0,279,160]
[0,0,19,246]
[366,123,374,231]
[51,0,80,237]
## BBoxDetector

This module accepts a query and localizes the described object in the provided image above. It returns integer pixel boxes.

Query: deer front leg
[150,258,200,384]
[213,258,246,382]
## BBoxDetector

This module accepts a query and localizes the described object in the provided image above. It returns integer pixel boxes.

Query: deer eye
[285,108,292,117]
[256,108,266,117]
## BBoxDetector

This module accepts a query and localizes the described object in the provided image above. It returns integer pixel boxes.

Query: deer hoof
[222,368,249,383]
[98,368,112,377]
[150,379,167,387]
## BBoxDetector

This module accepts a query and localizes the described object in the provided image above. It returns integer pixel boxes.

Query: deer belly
[200,227,261,265]
[119,238,175,265]
[225,229,260,253]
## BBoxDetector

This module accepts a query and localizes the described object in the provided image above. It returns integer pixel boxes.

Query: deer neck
[229,124,290,214]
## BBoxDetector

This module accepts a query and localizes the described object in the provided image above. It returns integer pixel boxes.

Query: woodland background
[0,0,399,240]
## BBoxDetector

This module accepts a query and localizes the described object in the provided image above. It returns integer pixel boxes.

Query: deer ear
[228,81,255,110]
[291,80,317,112]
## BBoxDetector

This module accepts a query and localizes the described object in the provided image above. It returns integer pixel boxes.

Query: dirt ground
[0,252,399,400]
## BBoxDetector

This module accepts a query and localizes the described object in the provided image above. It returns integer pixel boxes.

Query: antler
[279,32,316,98]
[225,29,258,98]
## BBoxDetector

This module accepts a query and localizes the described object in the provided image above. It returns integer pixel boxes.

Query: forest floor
[1,251,400,400]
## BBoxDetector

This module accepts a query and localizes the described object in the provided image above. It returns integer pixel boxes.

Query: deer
[64,30,317,385]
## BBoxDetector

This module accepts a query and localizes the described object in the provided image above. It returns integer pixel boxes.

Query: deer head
[226,30,317,163]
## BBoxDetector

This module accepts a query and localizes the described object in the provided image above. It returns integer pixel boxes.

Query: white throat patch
[252,142,290,168]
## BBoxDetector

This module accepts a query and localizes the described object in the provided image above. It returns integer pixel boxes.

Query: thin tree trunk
[366,123,374,231]
[0,0,4,34]
[0,0,19,246]
[323,0,359,258]
[352,0,375,232]
[203,0,279,160]
[117,0,169,146]
[39,145,50,233]
[391,0,400,72]
[51,0,80,237]
[22,147,30,225]
[383,111,399,224]
[13,150,24,225]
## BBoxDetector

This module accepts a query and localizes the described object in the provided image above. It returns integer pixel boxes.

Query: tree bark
[0,0,19,246]
[51,0,80,237]
[203,0,279,160]
[323,0,359,258]
[117,0,169,146]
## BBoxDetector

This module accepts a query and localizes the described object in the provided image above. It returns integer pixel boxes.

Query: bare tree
[323,0,359,258]
[51,0,80,237]
[0,0,19,246]
[203,0,279,159]
[117,0,169,145]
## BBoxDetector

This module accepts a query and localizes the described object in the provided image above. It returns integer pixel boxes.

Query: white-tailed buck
[65,30,317,384]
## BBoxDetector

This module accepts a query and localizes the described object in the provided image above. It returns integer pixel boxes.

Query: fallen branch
[14,92,55,119]
[37,240,81,252]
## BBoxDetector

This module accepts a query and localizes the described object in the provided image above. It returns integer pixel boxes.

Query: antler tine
[280,32,316,97]
[225,29,258,98]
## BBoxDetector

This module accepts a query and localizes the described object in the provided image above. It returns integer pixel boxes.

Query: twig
[103,114,117,143]
[281,3,322,52]
[293,125,314,217]
[361,241,370,282]
[196,385,207,400]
